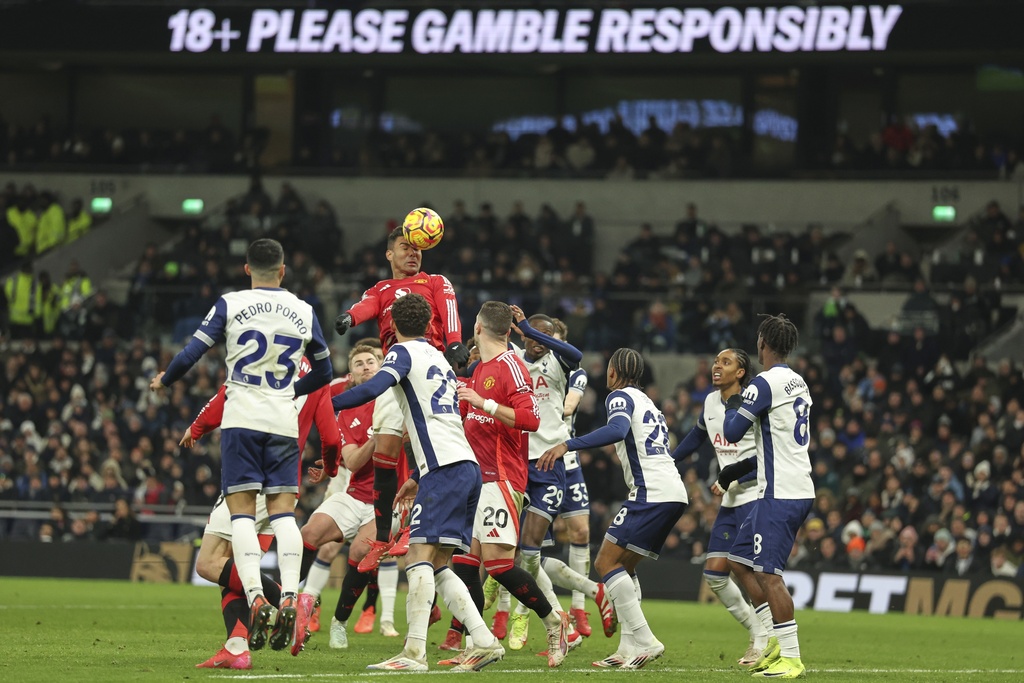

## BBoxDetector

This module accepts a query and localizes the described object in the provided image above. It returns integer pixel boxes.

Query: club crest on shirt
[483,376,496,390]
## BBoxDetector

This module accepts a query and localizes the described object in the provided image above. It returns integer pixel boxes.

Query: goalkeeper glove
[444,341,470,369]
[334,313,354,337]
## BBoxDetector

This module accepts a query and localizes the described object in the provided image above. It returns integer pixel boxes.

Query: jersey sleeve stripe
[194,330,216,347]
[312,348,330,360]
[448,300,458,332]
[500,354,528,389]
[381,367,402,383]
[738,406,757,422]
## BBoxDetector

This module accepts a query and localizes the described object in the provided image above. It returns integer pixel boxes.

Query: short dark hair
[477,301,512,337]
[387,226,405,249]
[757,313,799,358]
[527,313,554,329]
[726,348,754,387]
[551,318,568,340]
[246,238,284,275]
[391,293,433,337]
[610,348,645,388]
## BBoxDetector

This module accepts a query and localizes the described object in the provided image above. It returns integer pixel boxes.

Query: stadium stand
[2,181,1022,581]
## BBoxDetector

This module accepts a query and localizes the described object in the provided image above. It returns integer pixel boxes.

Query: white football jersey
[737,365,815,500]
[606,387,688,504]
[700,391,758,508]
[563,368,588,471]
[195,288,329,438]
[379,339,476,477]
[513,343,572,461]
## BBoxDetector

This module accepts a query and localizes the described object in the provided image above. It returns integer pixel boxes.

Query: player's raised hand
[308,460,327,484]
[179,429,197,448]
[148,372,166,393]
[457,385,484,409]
[444,341,470,369]
[538,442,569,471]
[509,305,526,335]
[334,312,354,337]
[395,478,419,510]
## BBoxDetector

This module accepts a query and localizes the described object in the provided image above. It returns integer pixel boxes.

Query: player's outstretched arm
[672,422,708,461]
[157,336,212,388]
[332,370,398,412]
[182,386,227,444]
[539,415,631,472]
[155,298,228,390]
[515,316,583,367]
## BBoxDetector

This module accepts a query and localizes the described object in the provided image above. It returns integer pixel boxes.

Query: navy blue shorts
[408,460,481,553]
[707,501,756,558]
[220,427,299,495]
[525,459,566,521]
[728,497,813,575]
[560,465,590,518]
[604,499,687,560]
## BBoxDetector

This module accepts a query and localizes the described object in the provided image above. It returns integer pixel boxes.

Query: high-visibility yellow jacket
[8,206,38,257]
[4,272,40,326]
[36,204,66,254]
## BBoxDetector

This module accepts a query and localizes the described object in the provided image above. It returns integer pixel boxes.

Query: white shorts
[473,481,524,546]
[312,491,375,543]
[205,494,271,540]
[373,389,405,437]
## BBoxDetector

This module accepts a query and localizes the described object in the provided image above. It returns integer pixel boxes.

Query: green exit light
[933,205,956,222]
[91,197,113,213]
[182,198,204,214]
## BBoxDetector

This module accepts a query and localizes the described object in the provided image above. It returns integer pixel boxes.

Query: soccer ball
[401,207,444,250]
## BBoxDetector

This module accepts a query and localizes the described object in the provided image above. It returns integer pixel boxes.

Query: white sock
[568,543,591,610]
[304,557,332,601]
[542,556,598,602]
[515,547,543,616]
[535,565,564,616]
[404,562,434,660]
[605,570,656,649]
[224,636,248,655]
[229,515,264,606]
[434,566,497,648]
[379,560,399,624]
[704,571,764,645]
[775,620,800,658]
[617,574,638,655]
[755,602,775,642]
[497,585,511,611]
[269,513,302,596]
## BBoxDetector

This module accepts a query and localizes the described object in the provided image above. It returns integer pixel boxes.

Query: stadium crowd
[2,183,1024,581]
[4,111,1022,180]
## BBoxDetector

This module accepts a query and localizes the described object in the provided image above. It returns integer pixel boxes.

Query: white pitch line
[217,668,1024,679]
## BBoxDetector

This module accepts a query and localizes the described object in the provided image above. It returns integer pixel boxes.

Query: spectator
[99,498,143,542]
[944,537,983,576]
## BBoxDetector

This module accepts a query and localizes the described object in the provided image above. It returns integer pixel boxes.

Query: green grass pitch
[1,577,1022,682]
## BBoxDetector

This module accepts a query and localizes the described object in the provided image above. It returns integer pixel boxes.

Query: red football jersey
[462,350,538,492]
[190,357,341,480]
[346,272,461,352]
[338,401,376,504]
